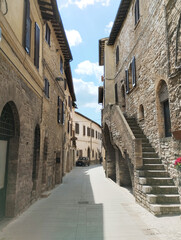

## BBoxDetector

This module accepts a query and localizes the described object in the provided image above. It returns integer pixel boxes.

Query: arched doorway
[103,124,116,181]
[157,80,171,138]
[0,102,20,218]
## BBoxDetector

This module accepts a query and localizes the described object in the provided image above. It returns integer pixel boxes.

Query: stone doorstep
[146,194,180,204]
[149,204,181,216]
[41,191,51,198]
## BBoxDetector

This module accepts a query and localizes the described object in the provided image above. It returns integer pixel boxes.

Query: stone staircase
[126,117,181,216]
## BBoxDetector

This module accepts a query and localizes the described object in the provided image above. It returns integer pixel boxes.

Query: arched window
[139,104,144,120]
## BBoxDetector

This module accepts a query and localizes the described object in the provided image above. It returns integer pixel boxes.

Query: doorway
[0,102,19,218]
[0,140,8,218]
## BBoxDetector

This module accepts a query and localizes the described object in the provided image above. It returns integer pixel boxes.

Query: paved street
[0,165,181,240]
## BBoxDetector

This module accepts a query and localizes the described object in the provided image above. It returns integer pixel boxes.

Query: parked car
[76,157,90,166]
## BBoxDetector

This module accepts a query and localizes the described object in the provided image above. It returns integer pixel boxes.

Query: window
[139,104,144,120]
[83,126,86,136]
[87,127,90,137]
[44,78,50,98]
[116,46,119,65]
[24,0,31,54]
[57,96,61,123]
[45,23,50,46]
[70,123,72,136]
[64,79,67,90]
[91,129,94,138]
[115,83,118,104]
[60,56,63,74]
[75,123,79,134]
[67,120,70,133]
[125,56,136,94]
[96,131,97,139]
[34,22,40,69]
[62,101,65,124]
[92,150,94,158]
[135,0,140,25]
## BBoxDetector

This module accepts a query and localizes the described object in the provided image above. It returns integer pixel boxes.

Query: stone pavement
[0,165,181,240]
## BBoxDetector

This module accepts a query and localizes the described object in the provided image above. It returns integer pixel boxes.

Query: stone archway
[115,148,132,187]
[0,101,20,218]
[103,124,116,182]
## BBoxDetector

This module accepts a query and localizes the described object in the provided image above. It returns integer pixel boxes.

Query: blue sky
[57,0,120,124]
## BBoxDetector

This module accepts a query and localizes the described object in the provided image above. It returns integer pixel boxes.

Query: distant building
[74,112,102,164]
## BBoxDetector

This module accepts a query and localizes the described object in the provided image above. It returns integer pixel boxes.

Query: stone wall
[0,52,42,216]
[110,0,181,190]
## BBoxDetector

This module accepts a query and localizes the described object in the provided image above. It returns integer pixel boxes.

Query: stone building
[99,0,181,215]
[74,112,102,164]
[0,0,76,218]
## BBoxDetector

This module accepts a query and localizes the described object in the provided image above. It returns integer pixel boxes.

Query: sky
[57,0,121,125]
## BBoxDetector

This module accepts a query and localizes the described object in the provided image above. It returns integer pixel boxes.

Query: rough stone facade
[0,0,76,218]
[99,0,181,213]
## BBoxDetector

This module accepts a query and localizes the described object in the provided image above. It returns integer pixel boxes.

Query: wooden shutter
[125,69,129,94]
[98,86,103,104]
[132,57,136,87]
[34,22,40,69]
[24,0,31,54]
[135,0,140,25]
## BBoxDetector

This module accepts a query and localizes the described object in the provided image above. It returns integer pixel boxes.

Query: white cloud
[75,60,103,80]
[65,30,82,47]
[83,102,102,112]
[73,78,98,95]
[105,21,113,34]
[59,0,110,9]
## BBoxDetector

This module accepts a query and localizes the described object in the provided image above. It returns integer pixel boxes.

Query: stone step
[143,158,161,164]
[142,185,179,194]
[139,177,174,185]
[147,194,180,204]
[132,129,143,134]
[138,170,169,177]
[142,142,152,147]
[150,204,181,216]
[134,133,146,138]
[142,147,155,152]
[143,164,165,170]
[142,152,159,158]
[141,138,149,143]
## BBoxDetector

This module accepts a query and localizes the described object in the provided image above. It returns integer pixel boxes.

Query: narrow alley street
[0,165,181,240]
